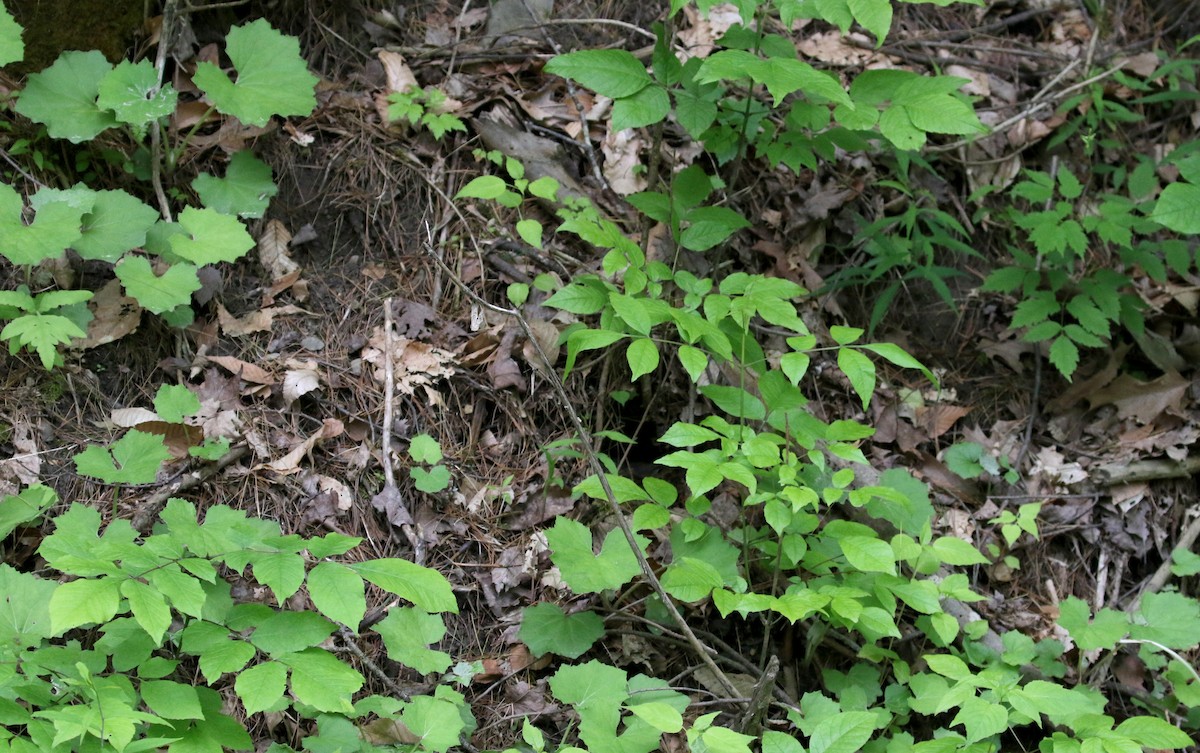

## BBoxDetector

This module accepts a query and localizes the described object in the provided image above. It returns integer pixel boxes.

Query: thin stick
[131,444,250,534]
[420,223,740,699]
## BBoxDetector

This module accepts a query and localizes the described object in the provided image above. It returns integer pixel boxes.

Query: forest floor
[2,0,1199,749]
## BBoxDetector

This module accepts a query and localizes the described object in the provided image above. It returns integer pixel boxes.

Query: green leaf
[1,312,84,368]
[249,610,336,656]
[0,484,56,539]
[115,255,200,314]
[400,694,469,753]
[14,50,117,142]
[1151,181,1200,234]
[674,89,719,138]
[840,536,896,575]
[96,59,178,131]
[1048,335,1079,379]
[859,342,934,383]
[848,0,893,43]
[516,218,543,248]
[1113,716,1194,748]
[73,189,159,262]
[193,150,278,219]
[455,175,508,200]
[627,701,683,733]
[808,710,876,753]
[374,607,452,673]
[519,603,605,659]
[930,536,989,566]
[678,344,709,383]
[412,465,451,493]
[699,384,766,420]
[0,183,88,265]
[545,279,610,314]
[0,564,57,649]
[252,552,307,604]
[282,647,363,713]
[680,206,751,252]
[181,621,256,682]
[235,660,288,715]
[409,433,443,463]
[545,517,643,594]
[662,556,723,602]
[613,84,670,131]
[139,680,203,720]
[192,19,318,127]
[1057,596,1129,651]
[1170,545,1200,577]
[73,429,171,484]
[169,206,255,265]
[153,384,200,423]
[545,50,652,98]
[0,5,23,67]
[904,94,986,135]
[120,579,171,643]
[306,561,366,629]
[626,337,659,380]
[836,347,876,409]
[951,696,1008,742]
[49,576,120,633]
[351,558,458,612]
[146,564,206,618]
[1131,591,1200,648]
[306,532,363,559]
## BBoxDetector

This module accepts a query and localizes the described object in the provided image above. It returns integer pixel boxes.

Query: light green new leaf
[374,607,452,673]
[848,0,892,43]
[235,660,289,715]
[612,84,670,131]
[15,50,117,142]
[859,342,935,384]
[306,561,366,629]
[1151,181,1200,234]
[96,59,178,130]
[544,280,609,314]
[409,433,443,463]
[120,579,171,644]
[282,647,363,713]
[516,218,543,248]
[951,696,1008,743]
[808,710,876,753]
[114,255,201,314]
[904,94,987,136]
[193,150,278,219]
[252,551,307,604]
[411,464,451,493]
[0,5,23,66]
[1,313,84,368]
[545,49,652,98]
[170,206,255,265]
[74,429,171,484]
[930,536,989,566]
[519,603,605,659]
[628,701,683,733]
[192,19,318,127]
[1113,716,1194,748]
[146,564,206,618]
[49,576,120,633]
[626,337,659,381]
[840,535,896,575]
[680,206,751,252]
[0,484,56,538]
[73,189,159,262]
[1131,591,1200,648]
[836,347,876,409]
[140,680,203,720]
[455,175,508,200]
[662,556,723,602]
[153,383,200,423]
[0,182,88,265]
[351,558,458,612]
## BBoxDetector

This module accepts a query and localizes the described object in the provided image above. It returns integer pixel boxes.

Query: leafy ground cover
[1,0,1199,752]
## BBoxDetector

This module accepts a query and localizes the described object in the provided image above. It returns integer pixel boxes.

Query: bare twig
[149,0,178,222]
[131,444,251,534]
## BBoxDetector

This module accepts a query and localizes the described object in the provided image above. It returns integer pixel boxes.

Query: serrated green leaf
[674,89,718,139]
[374,607,453,673]
[73,429,171,484]
[249,610,336,656]
[351,558,458,612]
[192,19,318,127]
[412,464,451,493]
[71,189,159,262]
[0,563,57,648]
[400,694,468,753]
[545,280,610,315]
[545,49,652,98]
[951,696,1008,742]
[848,0,892,43]
[679,206,751,251]
[627,701,683,733]
[15,50,117,142]
[1113,716,1194,748]
[153,384,200,423]
[306,561,365,629]
[193,150,278,219]
[931,536,989,566]
[840,535,896,575]
[281,647,363,713]
[96,59,178,130]
[120,579,171,644]
[1048,335,1079,379]
[1151,181,1200,234]
[1131,591,1200,648]
[837,347,876,409]
[545,517,644,594]
[0,484,56,538]
[49,576,120,633]
[146,563,206,617]
[1,312,85,369]
[235,660,288,715]
[662,556,723,602]
[519,603,605,659]
[114,255,200,314]
[808,710,876,753]
[252,551,307,604]
[612,84,670,131]
[0,183,88,265]
[169,206,254,264]
[904,94,986,135]
[140,680,203,720]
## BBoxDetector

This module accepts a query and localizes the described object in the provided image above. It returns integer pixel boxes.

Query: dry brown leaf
[258,219,300,282]
[79,279,141,349]
[206,355,276,385]
[134,422,205,459]
[362,331,457,395]
[601,128,646,195]
[1087,370,1189,424]
[282,367,321,404]
[0,416,41,490]
[916,403,971,439]
[262,418,345,474]
[378,49,417,94]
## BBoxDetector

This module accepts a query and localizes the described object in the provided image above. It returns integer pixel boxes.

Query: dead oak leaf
[1087,370,1189,424]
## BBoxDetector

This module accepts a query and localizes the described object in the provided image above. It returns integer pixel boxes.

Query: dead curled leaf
[261,418,345,474]
[1087,370,1189,424]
